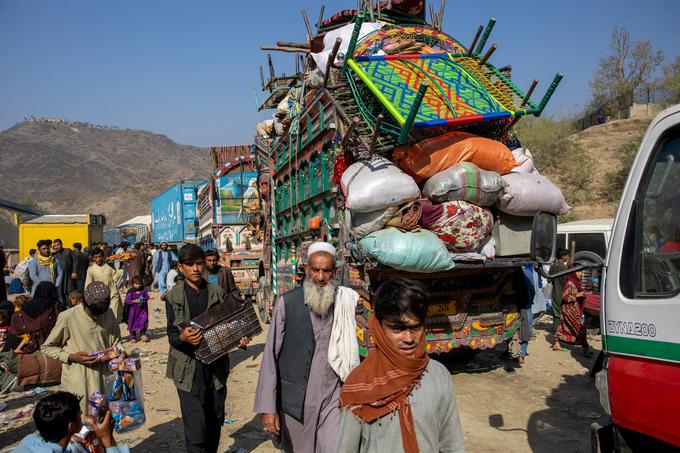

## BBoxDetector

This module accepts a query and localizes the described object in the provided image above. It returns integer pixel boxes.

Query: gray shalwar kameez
[254,296,341,453]
[335,360,465,453]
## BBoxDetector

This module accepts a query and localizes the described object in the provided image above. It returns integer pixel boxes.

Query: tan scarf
[340,315,429,452]
[37,254,55,282]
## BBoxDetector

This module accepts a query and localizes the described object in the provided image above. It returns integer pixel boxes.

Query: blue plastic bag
[359,228,455,273]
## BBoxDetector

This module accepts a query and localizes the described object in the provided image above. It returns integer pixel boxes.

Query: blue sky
[1,0,679,147]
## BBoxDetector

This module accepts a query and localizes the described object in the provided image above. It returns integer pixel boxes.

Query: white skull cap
[307,242,336,258]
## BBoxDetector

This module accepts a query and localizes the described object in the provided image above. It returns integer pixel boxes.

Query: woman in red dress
[553,268,592,356]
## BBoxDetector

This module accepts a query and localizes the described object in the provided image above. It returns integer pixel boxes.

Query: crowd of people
[0,236,600,453]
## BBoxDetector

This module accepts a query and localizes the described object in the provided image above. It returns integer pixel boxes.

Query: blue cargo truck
[151,180,207,244]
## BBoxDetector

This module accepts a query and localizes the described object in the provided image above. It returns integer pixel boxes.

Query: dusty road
[1,291,602,452]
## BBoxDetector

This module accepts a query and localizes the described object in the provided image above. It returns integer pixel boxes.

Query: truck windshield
[636,127,680,296]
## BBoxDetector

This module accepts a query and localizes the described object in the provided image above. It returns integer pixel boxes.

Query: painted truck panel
[151,180,206,244]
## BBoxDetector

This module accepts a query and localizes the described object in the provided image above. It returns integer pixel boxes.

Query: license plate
[427,301,457,317]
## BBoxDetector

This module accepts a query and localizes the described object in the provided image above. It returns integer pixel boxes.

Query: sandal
[141,335,150,343]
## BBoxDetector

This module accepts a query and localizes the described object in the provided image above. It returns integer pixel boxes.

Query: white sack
[341,156,420,213]
[311,22,384,74]
[497,173,570,216]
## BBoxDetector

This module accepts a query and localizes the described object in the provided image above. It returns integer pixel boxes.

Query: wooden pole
[398,81,429,145]
[301,10,313,41]
[467,26,483,56]
[369,114,383,160]
[474,17,496,55]
[340,118,359,148]
[377,0,381,20]
[261,46,311,53]
[479,44,497,66]
[317,5,325,33]
[259,66,265,90]
[268,54,275,83]
[324,38,342,87]
[366,0,375,22]
[276,41,310,49]
[438,0,446,29]
[520,79,538,107]
[429,4,437,29]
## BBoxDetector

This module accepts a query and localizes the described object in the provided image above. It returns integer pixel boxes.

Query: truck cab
[594,105,680,450]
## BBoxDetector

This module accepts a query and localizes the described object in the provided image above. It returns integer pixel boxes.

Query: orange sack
[393,131,517,183]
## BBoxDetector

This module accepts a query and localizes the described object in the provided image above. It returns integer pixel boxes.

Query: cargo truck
[150,180,206,245]
[197,148,264,298]
[255,2,564,356]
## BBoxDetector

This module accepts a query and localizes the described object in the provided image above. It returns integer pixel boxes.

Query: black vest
[278,286,315,423]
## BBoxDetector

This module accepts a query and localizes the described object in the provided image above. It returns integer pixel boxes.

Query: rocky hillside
[0,119,212,228]
[555,117,650,220]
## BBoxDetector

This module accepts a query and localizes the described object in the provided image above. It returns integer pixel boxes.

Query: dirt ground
[0,290,602,453]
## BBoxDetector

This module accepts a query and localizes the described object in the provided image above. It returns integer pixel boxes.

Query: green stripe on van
[604,335,680,363]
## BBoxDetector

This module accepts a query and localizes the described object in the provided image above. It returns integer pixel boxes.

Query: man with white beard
[254,242,360,453]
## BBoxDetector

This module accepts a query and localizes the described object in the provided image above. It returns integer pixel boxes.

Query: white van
[557,219,614,263]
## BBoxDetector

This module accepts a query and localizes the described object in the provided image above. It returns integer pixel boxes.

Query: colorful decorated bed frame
[343,15,562,144]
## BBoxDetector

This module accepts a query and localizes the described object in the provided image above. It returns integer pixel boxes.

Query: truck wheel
[573,250,605,265]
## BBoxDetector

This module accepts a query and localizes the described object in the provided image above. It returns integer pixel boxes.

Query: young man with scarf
[153,241,176,300]
[42,281,125,412]
[337,278,465,453]
[165,244,249,453]
[28,240,63,297]
[254,242,360,453]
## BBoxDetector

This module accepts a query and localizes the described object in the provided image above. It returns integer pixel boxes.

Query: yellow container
[18,214,105,260]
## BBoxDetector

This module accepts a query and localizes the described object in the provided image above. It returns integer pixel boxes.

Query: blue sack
[359,228,455,273]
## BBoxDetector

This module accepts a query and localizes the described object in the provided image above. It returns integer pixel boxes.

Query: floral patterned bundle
[420,200,494,252]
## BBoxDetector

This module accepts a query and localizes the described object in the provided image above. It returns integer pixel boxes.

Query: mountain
[0,119,213,231]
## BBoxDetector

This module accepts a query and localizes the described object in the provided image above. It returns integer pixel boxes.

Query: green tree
[660,55,680,104]
[590,26,664,112]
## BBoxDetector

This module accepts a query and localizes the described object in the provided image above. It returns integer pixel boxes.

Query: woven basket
[192,301,262,365]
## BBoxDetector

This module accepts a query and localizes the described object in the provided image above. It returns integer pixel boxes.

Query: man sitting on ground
[337,278,465,453]
[14,391,129,452]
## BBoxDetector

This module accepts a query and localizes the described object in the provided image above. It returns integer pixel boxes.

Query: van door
[603,109,680,447]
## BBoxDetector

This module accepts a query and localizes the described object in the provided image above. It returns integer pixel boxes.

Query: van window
[556,233,566,250]
[633,126,680,297]
[569,232,607,259]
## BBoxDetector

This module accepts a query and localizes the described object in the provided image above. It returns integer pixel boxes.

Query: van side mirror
[531,212,556,264]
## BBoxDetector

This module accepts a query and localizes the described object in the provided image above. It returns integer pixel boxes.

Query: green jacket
[165,281,230,392]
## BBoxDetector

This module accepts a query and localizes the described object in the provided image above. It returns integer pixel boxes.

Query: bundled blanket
[420,200,494,252]
[385,200,422,232]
